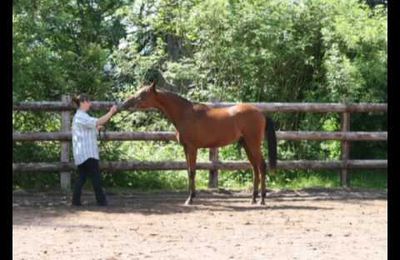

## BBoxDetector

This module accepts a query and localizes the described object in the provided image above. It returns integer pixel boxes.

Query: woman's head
[72,94,92,111]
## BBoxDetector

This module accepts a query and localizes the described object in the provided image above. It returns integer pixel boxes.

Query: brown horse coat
[119,81,277,205]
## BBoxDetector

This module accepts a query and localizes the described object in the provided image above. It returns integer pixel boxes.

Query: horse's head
[119,81,158,111]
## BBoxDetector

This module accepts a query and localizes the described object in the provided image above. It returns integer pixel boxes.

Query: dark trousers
[72,158,107,205]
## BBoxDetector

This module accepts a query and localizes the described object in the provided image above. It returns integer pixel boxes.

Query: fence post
[340,110,351,187]
[208,96,220,189]
[60,95,71,191]
[209,148,219,188]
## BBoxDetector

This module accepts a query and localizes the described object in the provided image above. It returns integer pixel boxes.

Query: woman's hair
[72,94,90,107]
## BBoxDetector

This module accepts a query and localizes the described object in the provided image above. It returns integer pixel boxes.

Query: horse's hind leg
[241,139,261,204]
[259,159,267,205]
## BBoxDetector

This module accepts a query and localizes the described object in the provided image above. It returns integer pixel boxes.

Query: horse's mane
[157,88,209,110]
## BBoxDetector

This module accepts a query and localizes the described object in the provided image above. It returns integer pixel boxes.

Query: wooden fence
[13,96,387,191]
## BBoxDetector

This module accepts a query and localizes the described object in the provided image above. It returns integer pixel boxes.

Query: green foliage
[109,0,386,164]
[13,0,387,190]
[13,0,126,101]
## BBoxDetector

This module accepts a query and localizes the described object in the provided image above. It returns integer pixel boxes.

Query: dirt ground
[13,188,387,260]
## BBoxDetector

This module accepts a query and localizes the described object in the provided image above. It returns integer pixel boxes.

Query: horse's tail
[265,116,277,171]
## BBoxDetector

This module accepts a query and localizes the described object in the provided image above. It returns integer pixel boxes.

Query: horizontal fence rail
[13,131,388,142]
[13,102,388,113]
[13,97,388,189]
[13,160,387,172]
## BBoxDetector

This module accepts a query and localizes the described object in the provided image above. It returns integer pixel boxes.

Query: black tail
[266,117,277,170]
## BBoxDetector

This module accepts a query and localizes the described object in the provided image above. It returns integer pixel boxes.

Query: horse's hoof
[258,200,266,206]
[251,199,257,205]
[184,199,193,206]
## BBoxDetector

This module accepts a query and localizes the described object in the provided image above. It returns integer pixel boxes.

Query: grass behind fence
[13,169,387,192]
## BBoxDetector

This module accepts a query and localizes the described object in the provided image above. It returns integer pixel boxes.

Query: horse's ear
[150,80,157,93]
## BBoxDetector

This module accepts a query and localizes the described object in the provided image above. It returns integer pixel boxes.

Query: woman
[71,94,118,206]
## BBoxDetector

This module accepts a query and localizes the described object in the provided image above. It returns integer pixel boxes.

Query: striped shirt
[72,109,99,166]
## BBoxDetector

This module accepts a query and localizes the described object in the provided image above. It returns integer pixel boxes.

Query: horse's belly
[201,139,240,148]
[196,130,241,148]
[179,112,243,148]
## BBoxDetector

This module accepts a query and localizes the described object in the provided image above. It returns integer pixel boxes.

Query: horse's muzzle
[118,100,137,111]
[118,101,131,111]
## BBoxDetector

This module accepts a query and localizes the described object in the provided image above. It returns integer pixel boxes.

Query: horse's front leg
[183,145,198,205]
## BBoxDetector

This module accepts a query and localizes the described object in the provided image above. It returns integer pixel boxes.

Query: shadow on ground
[13,187,387,221]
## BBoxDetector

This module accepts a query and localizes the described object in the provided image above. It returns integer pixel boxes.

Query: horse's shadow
[13,188,386,216]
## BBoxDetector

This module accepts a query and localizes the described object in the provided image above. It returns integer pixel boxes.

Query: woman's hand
[96,125,104,131]
[97,105,118,126]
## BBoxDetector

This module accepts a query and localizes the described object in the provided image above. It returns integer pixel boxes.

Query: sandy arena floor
[13,188,387,260]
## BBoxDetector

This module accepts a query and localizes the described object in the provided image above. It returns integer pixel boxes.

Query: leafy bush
[13,0,387,190]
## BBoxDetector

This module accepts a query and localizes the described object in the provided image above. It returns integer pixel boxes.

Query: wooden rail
[13,96,387,190]
[13,101,387,113]
[13,131,387,141]
[12,160,387,172]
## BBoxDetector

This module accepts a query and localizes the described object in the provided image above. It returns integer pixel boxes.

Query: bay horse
[118,81,277,205]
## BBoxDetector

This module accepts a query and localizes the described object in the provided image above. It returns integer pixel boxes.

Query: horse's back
[229,103,263,115]
[232,104,266,134]
[223,104,265,123]
[190,103,265,127]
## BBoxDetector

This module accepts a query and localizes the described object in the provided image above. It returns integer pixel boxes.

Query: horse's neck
[155,91,192,127]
